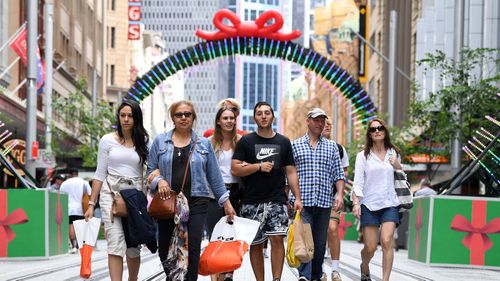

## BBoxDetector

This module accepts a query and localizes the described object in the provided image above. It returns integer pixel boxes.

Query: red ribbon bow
[195,9,301,41]
[0,208,29,257]
[338,213,352,240]
[450,214,500,252]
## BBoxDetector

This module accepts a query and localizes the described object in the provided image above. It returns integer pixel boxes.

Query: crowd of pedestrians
[49,98,409,281]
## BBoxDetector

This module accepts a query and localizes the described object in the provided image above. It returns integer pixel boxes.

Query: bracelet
[353,201,360,205]
[88,201,96,206]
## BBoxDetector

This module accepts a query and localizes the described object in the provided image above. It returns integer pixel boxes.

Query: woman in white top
[207,106,241,281]
[85,100,149,281]
[351,118,402,281]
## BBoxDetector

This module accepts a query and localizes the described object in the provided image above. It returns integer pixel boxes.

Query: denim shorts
[360,204,400,228]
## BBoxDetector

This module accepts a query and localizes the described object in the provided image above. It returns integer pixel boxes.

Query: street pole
[91,69,97,148]
[451,0,464,176]
[25,0,38,178]
[44,2,53,155]
[388,10,397,127]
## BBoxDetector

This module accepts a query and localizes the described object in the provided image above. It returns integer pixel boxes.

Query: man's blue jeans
[298,206,330,280]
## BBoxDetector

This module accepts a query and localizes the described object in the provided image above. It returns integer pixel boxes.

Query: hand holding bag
[149,138,197,220]
[394,169,413,212]
[293,210,314,263]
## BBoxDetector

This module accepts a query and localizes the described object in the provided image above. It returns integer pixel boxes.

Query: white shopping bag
[210,215,260,245]
[74,218,101,247]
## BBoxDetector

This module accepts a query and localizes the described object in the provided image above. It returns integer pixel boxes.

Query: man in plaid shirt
[291,108,346,281]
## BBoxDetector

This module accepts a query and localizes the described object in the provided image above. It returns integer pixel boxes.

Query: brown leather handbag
[149,138,197,219]
[106,178,128,223]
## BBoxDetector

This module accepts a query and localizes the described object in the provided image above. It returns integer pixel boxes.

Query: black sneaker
[224,273,233,281]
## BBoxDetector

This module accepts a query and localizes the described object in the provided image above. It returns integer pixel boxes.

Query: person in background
[206,106,242,281]
[351,118,402,281]
[147,100,236,281]
[415,178,437,197]
[84,100,149,281]
[60,168,91,254]
[321,116,349,281]
[50,174,66,192]
[203,98,246,138]
[232,101,302,281]
[292,108,345,281]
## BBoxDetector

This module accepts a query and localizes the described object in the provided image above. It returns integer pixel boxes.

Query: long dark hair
[116,100,149,164]
[363,118,400,158]
[211,107,238,154]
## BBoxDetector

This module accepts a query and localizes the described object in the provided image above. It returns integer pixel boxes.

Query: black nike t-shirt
[232,132,295,204]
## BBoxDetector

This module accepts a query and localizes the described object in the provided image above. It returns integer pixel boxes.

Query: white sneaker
[69,247,77,254]
[331,271,342,281]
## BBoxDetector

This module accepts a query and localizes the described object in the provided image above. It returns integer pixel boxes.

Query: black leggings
[157,198,208,281]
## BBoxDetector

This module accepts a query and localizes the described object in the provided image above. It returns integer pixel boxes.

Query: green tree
[399,48,499,171]
[52,79,115,167]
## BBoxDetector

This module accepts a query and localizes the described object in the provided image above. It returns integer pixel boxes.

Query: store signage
[2,139,25,176]
[128,0,141,40]
[358,5,367,82]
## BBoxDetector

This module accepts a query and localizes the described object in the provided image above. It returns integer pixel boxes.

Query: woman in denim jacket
[147,100,236,281]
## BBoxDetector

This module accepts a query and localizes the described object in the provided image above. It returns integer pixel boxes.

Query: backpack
[336,143,344,159]
[121,189,158,253]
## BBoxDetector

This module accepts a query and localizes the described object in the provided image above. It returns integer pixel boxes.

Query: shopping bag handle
[294,210,301,222]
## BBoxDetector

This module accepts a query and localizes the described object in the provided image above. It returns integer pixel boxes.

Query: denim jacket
[147,129,229,206]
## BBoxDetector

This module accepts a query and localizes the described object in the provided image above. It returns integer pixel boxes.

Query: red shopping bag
[199,217,253,276]
[79,244,93,279]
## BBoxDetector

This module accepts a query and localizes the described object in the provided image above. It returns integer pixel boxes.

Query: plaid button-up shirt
[291,134,345,208]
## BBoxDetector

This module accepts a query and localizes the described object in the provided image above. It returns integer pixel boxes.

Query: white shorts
[99,175,143,258]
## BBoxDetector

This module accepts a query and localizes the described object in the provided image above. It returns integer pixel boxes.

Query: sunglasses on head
[174,112,193,118]
[369,125,385,133]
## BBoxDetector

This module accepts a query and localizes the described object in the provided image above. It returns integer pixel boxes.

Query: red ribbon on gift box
[196,9,301,42]
[338,213,352,240]
[415,200,423,259]
[0,190,29,257]
[56,192,63,254]
[450,200,500,266]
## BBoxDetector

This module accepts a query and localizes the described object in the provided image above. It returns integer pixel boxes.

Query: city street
[1,239,498,281]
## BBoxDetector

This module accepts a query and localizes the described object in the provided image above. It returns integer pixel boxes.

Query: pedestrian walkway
[0,240,498,280]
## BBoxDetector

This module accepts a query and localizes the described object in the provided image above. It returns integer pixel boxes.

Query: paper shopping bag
[293,211,314,263]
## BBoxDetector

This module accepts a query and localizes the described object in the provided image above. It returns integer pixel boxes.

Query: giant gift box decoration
[338,212,357,241]
[0,189,68,258]
[408,196,500,268]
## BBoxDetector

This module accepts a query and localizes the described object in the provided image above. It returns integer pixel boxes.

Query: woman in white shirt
[351,118,402,281]
[207,106,241,281]
[85,100,149,281]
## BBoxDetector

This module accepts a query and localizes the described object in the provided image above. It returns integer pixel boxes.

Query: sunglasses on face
[369,125,385,133]
[174,112,193,119]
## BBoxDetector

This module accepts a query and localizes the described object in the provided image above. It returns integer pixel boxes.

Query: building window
[111,0,116,11]
[110,64,115,85]
[111,27,115,48]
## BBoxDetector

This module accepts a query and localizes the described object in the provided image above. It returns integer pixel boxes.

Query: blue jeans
[298,206,330,280]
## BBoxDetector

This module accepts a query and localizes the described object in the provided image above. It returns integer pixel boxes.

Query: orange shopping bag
[80,244,93,279]
[199,216,259,276]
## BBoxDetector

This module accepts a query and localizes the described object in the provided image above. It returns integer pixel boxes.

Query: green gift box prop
[0,189,68,258]
[408,196,500,268]
[339,212,358,241]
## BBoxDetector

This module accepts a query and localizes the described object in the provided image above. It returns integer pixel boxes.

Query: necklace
[177,149,182,157]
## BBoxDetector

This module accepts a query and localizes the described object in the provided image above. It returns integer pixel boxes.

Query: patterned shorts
[330,209,341,222]
[239,202,289,245]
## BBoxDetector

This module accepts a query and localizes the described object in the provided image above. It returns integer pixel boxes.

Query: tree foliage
[399,48,499,163]
[52,79,115,167]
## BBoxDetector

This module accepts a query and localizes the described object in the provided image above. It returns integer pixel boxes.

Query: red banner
[9,26,46,91]
[338,213,352,240]
[0,190,29,257]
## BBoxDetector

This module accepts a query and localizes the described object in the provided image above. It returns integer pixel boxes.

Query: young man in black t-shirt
[232,101,302,281]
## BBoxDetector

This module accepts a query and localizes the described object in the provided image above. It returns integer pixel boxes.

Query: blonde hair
[217,98,240,111]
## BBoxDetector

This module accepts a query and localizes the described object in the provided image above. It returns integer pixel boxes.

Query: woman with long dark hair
[206,106,241,281]
[85,100,149,281]
[351,118,402,281]
[147,100,235,281]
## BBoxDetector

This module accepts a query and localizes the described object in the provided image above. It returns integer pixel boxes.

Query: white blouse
[351,148,400,211]
[93,133,142,181]
[217,149,238,184]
